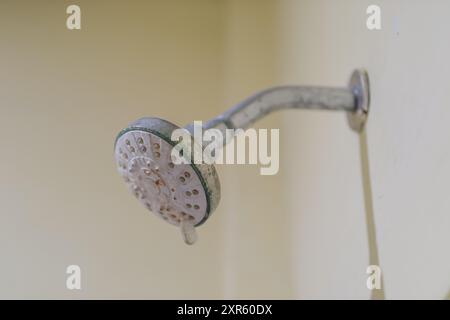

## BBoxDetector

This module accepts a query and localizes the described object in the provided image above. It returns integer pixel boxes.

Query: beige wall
[0,0,290,299]
[2,0,449,300]
[219,0,293,299]
[0,0,226,299]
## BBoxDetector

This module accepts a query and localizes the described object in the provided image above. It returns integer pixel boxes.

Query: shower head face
[114,117,220,227]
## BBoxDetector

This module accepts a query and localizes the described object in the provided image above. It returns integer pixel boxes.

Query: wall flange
[347,69,370,132]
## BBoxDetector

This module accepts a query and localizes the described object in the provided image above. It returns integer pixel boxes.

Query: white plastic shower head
[114,118,221,244]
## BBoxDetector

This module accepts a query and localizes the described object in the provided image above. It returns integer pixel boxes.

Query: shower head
[114,117,221,244]
[114,69,370,245]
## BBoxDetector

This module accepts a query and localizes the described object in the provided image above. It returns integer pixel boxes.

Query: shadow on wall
[359,129,385,300]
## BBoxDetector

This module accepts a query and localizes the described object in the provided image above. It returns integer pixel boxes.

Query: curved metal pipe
[185,69,370,137]
[208,86,354,131]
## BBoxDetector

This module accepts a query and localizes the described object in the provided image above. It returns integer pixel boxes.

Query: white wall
[280,0,450,299]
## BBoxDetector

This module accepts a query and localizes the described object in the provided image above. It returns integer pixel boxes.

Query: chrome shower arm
[185,69,369,135]
[205,86,354,131]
